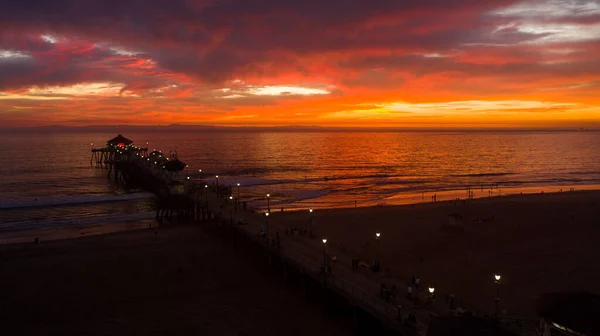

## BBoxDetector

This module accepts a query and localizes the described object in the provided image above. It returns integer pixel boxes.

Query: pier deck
[99,135,533,336]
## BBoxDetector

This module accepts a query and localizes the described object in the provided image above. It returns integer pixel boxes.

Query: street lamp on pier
[322,238,328,270]
[216,175,219,186]
[237,183,240,204]
[494,274,501,320]
[265,212,270,237]
[229,196,233,223]
[267,193,271,212]
[309,209,314,238]
[204,184,208,204]
[428,286,435,312]
[375,231,381,263]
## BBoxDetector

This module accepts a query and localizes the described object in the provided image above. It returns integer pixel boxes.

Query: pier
[90,134,148,169]
[91,135,532,336]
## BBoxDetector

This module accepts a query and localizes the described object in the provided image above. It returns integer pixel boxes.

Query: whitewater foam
[0,193,155,210]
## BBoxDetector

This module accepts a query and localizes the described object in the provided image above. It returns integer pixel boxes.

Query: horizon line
[1,124,598,133]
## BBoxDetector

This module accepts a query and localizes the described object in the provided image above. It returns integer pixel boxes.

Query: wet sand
[0,226,348,335]
[269,190,600,319]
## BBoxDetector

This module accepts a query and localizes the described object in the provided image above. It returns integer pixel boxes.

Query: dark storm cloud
[0,0,520,84]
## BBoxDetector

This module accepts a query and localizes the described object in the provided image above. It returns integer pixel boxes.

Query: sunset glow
[1,0,599,127]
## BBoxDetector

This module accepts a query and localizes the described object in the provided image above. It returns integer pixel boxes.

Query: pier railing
[271,240,429,336]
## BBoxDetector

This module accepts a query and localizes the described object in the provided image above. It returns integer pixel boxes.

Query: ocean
[1,130,600,242]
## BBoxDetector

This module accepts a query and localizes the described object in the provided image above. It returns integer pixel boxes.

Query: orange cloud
[0,0,599,127]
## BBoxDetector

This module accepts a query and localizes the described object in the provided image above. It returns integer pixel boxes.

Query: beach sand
[269,190,600,319]
[0,226,348,335]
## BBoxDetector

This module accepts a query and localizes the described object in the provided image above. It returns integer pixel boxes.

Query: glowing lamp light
[237,183,240,186]
[187,177,190,180]
[265,212,270,217]
[267,193,270,197]
[199,169,202,172]
[322,238,327,244]
[495,274,501,282]
[376,232,381,238]
[229,196,233,200]
[428,287,435,294]
[204,184,208,188]
[216,175,219,178]
[309,209,313,213]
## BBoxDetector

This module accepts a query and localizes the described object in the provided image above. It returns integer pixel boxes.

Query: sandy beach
[0,226,348,335]
[268,190,600,319]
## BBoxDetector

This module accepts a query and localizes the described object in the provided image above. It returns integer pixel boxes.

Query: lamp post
[267,194,271,212]
[216,175,219,186]
[322,238,328,270]
[237,183,240,204]
[494,274,501,320]
[428,286,435,312]
[375,231,381,264]
[229,196,233,223]
[265,212,270,237]
[309,209,314,238]
[204,184,208,204]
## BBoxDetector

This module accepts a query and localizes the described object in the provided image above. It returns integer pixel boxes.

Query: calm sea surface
[1,130,600,237]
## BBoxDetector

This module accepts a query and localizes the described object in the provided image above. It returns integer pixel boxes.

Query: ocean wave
[568,171,600,176]
[218,173,425,187]
[450,172,517,178]
[0,212,155,232]
[0,193,155,210]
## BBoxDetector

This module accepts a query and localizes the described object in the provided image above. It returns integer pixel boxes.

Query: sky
[1,0,599,128]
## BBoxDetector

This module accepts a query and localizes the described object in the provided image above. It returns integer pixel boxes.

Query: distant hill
[1,124,598,133]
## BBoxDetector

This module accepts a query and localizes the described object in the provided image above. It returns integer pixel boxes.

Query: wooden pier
[90,134,148,169]
[90,135,532,336]
[91,134,231,225]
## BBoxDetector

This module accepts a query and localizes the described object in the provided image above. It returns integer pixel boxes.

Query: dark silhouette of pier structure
[90,134,148,169]
[89,135,531,336]
[91,134,231,224]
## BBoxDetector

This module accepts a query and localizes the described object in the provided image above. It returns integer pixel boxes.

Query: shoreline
[258,183,600,213]
[0,219,158,245]
[3,184,600,245]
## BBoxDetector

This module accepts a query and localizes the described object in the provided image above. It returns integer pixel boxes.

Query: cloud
[0,0,599,126]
